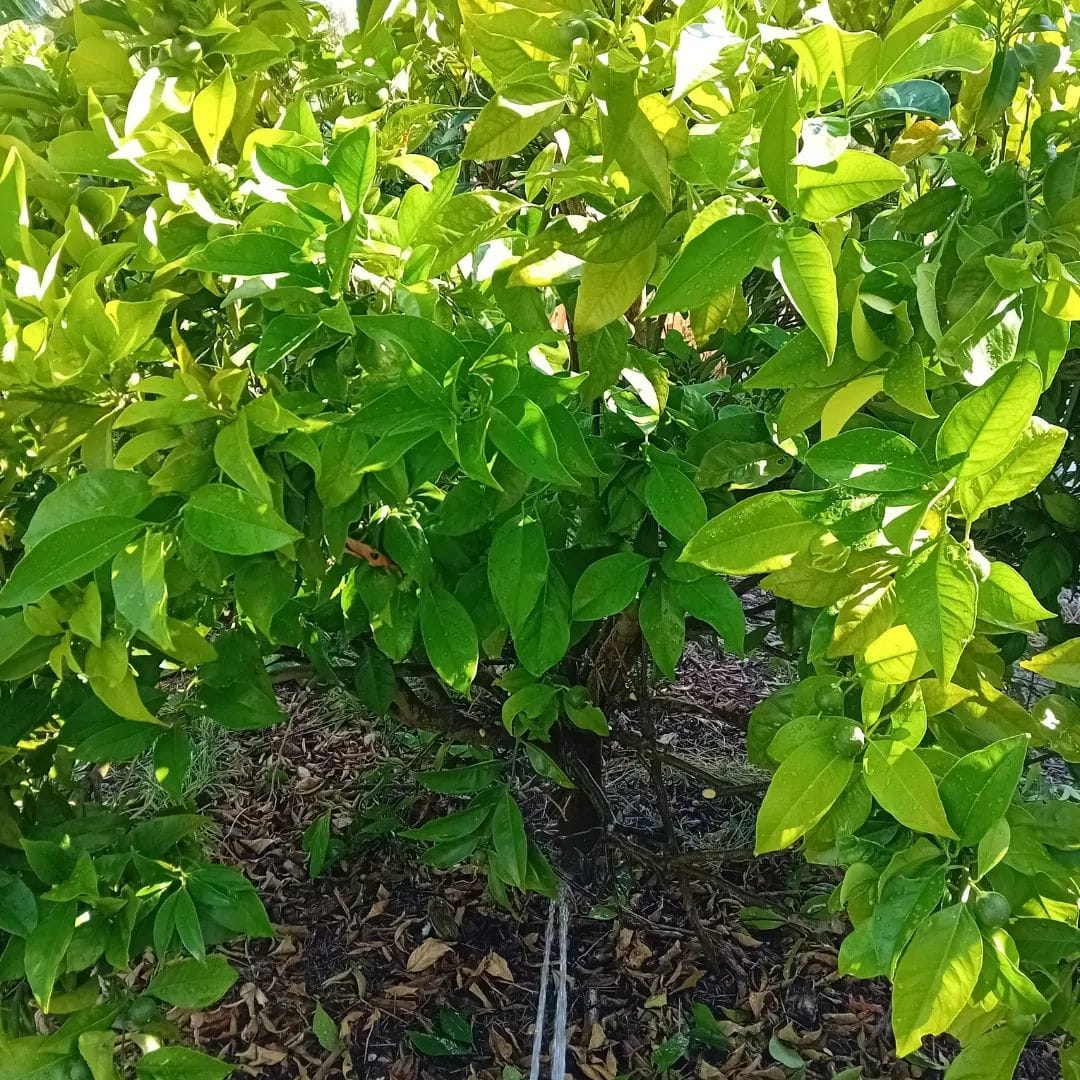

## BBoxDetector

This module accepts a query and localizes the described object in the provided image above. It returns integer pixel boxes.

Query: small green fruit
[169,35,202,64]
[815,685,845,713]
[974,891,1011,929]
[555,18,589,49]
[1005,1012,1035,1033]
[833,722,865,759]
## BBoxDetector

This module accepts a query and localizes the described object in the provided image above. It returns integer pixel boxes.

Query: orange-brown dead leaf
[345,538,399,572]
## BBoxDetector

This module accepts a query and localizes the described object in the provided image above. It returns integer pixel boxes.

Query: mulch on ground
[157,643,1061,1080]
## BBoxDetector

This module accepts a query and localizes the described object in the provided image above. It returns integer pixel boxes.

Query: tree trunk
[554,607,641,884]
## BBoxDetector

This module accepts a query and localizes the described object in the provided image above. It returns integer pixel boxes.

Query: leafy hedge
[1,0,1080,1074]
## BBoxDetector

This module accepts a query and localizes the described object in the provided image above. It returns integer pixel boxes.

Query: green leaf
[254,314,320,373]
[958,416,1067,520]
[943,1022,1028,1080]
[873,0,969,85]
[418,761,503,794]
[69,36,136,95]
[895,535,977,682]
[22,470,152,549]
[796,150,906,222]
[214,415,273,503]
[937,362,1043,481]
[0,871,37,937]
[25,899,75,1011]
[255,144,334,188]
[868,861,946,974]
[560,196,666,263]
[491,789,528,888]
[146,955,239,1009]
[1009,918,1080,969]
[235,558,295,639]
[639,577,685,679]
[183,485,300,555]
[463,82,564,161]
[112,533,172,650]
[891,904,983,1057]
[405,803,492,842]
[681,492,824,575]
[852,80,952,121]
[571,552,652,621]
[187,234,302,277]
[976,818,1009,880]
[863,740,956,837]
[805,429,934,492]
[938,735,1028,846]
[329,125,377,215]
[755,736,853,853]
[768,1033,806,1070]
[644,215,768,315]
[0,518,143,610]
[137,1046,233,1080]
[69,581,103,646]
[174,888,206,961]
[758,76,799,210]
[353,643,397,716]
[1022,638,1080,686]
[515,568,571,677]
[488,517,549,636]
[652,1033,690,1073]
[978,561,1054,630]
[420,585,478,695]
[563,694,609,735]
[313,1002,340,1051]
[877,24,994,85]
[671,577,745,654]
[524,743,574,787]
[613,106,671,209]
[644,464,707,542]
[488,402,576,487]
[304,813,331,878]
[575,245,656,336]
[773,228,838,359]
[153,726,190,802]
[79,1030,118,1080]
[192,65,235,162]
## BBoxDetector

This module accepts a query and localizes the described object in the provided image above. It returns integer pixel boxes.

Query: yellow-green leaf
[574,245,655,336]
[1021,638,1080,687]
[797,150,906,222]
[681,492,824,575]
[863,739,956,837]
[646,215,769,315]
[773,228,838,359]
[193,65,236,163]
[463,82,564,161]
[69,37,136,95]
[756,736,853,853]
[937,361,1043,481]
[892,904,983,1057]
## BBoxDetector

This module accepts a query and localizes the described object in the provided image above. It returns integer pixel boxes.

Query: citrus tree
[1,0,1080,1074]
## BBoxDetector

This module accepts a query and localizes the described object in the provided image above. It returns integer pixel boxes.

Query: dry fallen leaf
[480,951,514,982]
[405,939,453,972]
[730,931,762,948]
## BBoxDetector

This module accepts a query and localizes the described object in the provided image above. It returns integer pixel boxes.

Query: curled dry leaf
[405,938,454,972]
[479,951,513,982]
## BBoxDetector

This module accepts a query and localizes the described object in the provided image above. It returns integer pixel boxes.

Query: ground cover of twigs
[158,648,1062,1080]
